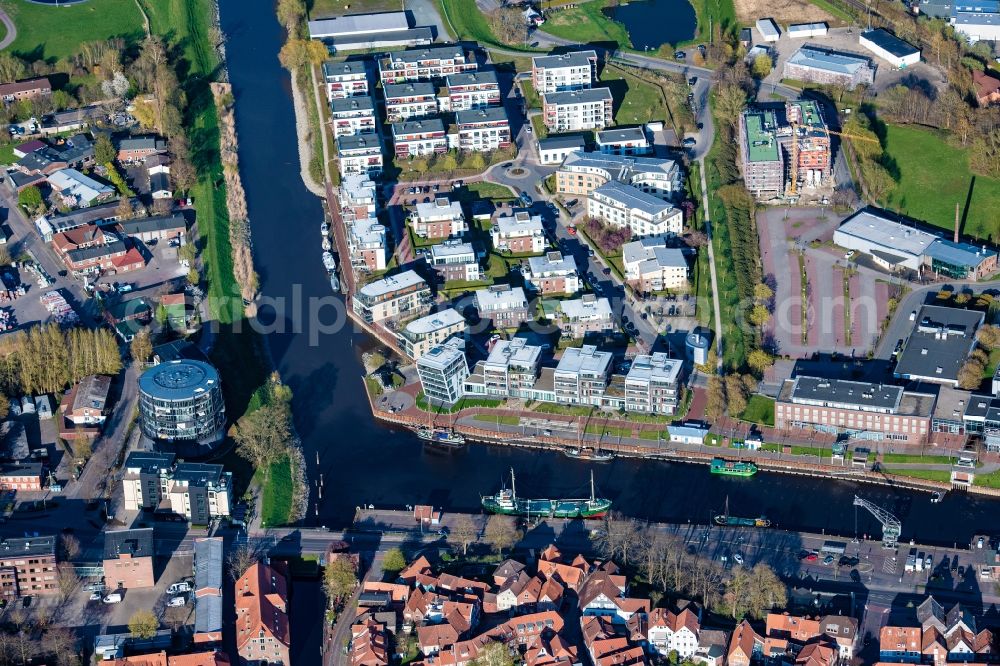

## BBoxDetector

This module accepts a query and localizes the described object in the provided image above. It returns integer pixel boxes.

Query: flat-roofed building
[348,218,387,272]
[554,344,613,405]
[392,118,448,157]
[456,106,511,152]
[122,451,175,512]
[491,209,545,254]
[622,237,690,291]
[474,284,530,329]
[0,536,58,599]
[859,28,920,68]
[104,528,155,590]
[322,60,370,100]
[785,100,831,187]
[596,127,652,156]
[480,338,543,397]
[532,50,598,94]
[556,151,682,200]
[953,10,1000,44]
[788,22,829,38]
[417,338,469,405]
[588,180,684,237]
[445,69,501,111]
[411,197,466,239]
[378,44,477,85]
[337,133,384,178]
[193,537,224,645]
[309,12,431,53]
[538,135,586,165]
[553,295,614,338]
[895,305,985,386]
[756,18,781,41]
[783,44,876,89]
[399,308,467,359]
[525,251,581,295]
[775,376,934,443]
[738,108,784,196]
[330,95,377,138]
[353,270,431,323]
[167,463,232,524]
[384,82,439,122]
[429,241,480,283]
[625,353,684,414]
[542,88,613,132]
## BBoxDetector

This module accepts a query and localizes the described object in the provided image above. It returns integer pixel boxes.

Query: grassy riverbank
[1,0,145,60]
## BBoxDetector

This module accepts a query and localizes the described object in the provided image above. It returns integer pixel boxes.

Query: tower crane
[853,495,901,548]
[787,123,880,197]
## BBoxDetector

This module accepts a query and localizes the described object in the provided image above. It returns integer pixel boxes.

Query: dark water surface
[603,0,697,51]
[217,2,1000,546]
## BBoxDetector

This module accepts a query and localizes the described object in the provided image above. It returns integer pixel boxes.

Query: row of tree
[957,324,1000,389]
[0,324,122,395]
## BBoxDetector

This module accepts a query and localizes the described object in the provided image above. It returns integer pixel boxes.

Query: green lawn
[882,467,952,483]
[881,124,1000,242]
[740,395,775,427]
[1,0,145,61]
[881,453,956,464]
[974,470,1000,488]
[308,0,402,18]
[257,454,294,527]
[682,0,738,47]
[600,65,667,126]
[540,0,631,46]
[415,392,504,413]
[467,181,516,200]
[522,80,541,110]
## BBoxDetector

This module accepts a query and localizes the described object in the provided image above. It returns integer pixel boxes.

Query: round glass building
[138,359,226,450]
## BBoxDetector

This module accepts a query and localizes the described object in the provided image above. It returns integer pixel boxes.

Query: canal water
[217,2,1000,546]
[603,0,697,51]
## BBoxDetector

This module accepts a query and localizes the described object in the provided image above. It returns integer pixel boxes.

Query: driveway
[0,8,15,51]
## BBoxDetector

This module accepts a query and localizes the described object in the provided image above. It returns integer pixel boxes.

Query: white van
[103,593,122,604]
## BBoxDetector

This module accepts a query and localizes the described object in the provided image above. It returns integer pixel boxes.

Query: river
[216,2,1000,547]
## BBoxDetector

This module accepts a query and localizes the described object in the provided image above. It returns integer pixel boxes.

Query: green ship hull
[714,514,771,527]
[481,495,611,519]
[710,458,758,477]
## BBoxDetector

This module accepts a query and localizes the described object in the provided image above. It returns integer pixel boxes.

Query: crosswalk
[882,555,897,574]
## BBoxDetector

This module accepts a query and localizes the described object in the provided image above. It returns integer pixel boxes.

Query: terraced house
[378,44,477,85]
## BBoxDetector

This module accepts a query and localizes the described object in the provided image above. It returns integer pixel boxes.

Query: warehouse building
[894,306,985,387]
[787,22,829,38]
[783,44,876,89]
[859,28,920,68]
[756,18,781,41]
[307,12,433,52]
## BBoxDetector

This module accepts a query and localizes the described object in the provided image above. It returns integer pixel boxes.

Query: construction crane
[853,495,901,548]
[787,123,880,197]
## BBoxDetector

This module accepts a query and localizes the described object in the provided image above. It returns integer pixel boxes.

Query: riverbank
[289,63,326,198]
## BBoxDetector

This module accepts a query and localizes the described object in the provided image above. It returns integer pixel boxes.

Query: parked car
[89,592,102,601]
[103,593,123,604]
[167,582,192,594]
[674,50,686,59]
[688,76,697,85]
[167,596,186,607]
[682,137,697,148]
[823,554,835,565]
[733,553,744,565]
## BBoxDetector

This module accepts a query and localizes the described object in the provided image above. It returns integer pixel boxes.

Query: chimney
[954,202,960,243]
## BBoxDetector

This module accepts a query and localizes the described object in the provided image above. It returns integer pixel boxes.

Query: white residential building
[47,169,114,208]
[322,60,370,100]
[398,307,466,359]
[474,284,530,328]
[412,197,466,239]
[625,352,684,414]
[538,135,586,165]
[542,88,613,132]
[336,133,384,178]
[596,127,652,156]
[554,295,614,338]
[341,173,378,217]
[352,270,431,323]
[525,251,580,295]
[445,69,501,111]
[647,608,702,659]
[392,118,448,157]
[429,241,480,282]
[456,107,511,152]
[622,237,689,291]
[378,44,477,85]
[532,50,598,94]
[553,344,612,405]
[348,218,387,272]
[556,151,683,200]
[384,82,439,122]
[416,337,469,406]
[588,180,684,237]
[491,209,546,254]
[330,95,376,138]
[478,338,542,398]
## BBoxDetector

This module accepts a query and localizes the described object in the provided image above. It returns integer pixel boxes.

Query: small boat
[713,496,770,527]
[564,447,614,462]
[417,426,465,448]
[330,273,340,292]
[710,457,758,477]
[320,222,330,235]
[322,252,337,271]
[930,491,945,503]
[321,237,332,251]
[481,469,611,519]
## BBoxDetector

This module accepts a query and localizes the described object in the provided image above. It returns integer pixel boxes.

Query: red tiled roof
[235,562,290,652]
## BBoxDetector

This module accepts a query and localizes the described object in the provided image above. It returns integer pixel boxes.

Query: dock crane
[787,123,881,197]
[853,495,901,549]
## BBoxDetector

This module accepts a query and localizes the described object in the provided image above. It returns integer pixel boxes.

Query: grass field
[881,453,956,464]
[1,0,145,61]
[881,124,1000,242]
[600,65,667,126]
[308,0,402,18]
[257,454,294,527]
[974,470,1000,488]
[540,0,632,46]
[740,395,775,426]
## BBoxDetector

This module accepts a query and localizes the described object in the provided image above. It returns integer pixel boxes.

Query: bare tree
[592,512,642,565]
[227,541,264,581]
[58,533,80,561]
[449,514,478,556]
[483,515,520,557]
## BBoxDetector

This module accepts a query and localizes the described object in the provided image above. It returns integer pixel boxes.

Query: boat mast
[590,471,595,503]
[510,467,516,499]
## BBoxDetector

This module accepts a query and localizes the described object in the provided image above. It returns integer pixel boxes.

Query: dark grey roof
[383,44,469,65]
[118,214,185,236]
[0,421,28,461]
[392,117,446,136]
[330,95,375,113]
[895,305,984,383]
[597,127,646,144]
[56,134,94,163]
[173,462,224,486]
[153,340,207,364]
[456,106,508,125]
[337,133,382,152]
[0,462,41,478]
[71,374,112,413]
[384,81,436,99]
[323,59,368,78]
[861,28,919,58]
[538,135,586,150]
[66,239,127,263]
[123,451,175,474]
[104,528,154,560]
[149,172,170,194]
[194,537,224,635]
[447,69,498,87]
[118,136,166,152]
[544,87,612,105]
[138,359,221,401]
[0,535,56,559]
[532,50,597,70]
[329,26,433,50]
[789,376,903,411]
[965,395,996,420]
[9,171,45,189]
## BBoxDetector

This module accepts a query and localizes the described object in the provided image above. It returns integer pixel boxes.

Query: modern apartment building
[330,95,377,138]
[416,337,470,406]
[337,133,384,178]
[429,241,480,283]
[553,295,614,338]
[554,345,613,405]
[353,270,432,324]
[378,44,477,84]
[384,82,439,122]
[775,376,934,444]
[588,180,683,237]
[398,308,467,360]
[596,127,652,156]
[411,197,466,239]
[323,59,370,100]
[525,251,581,295]
[122,451,176,512]
[456,107,511,152]
[738,108,784,196]
[532,50,598,94]
[236,562,291,666]
[0,536,58,599]
[490,209,546,254]
[538,135,587,165]
[392,118,448,157]
[556,151,682,200]
[625,353,684,414]
[785,100,831,187]
[167,463,232,525]
[474,285,530,329]
[542,88,613,132]
[622,238,690,291]
[445,69,501,111]
[138,360,226,450]
[348,219,388,272]
[481,338,543,398]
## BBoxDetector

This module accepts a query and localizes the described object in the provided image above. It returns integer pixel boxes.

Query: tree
[18,185,43,213]
[115,196,136,221]
[0,53,25,83]
[747,349,774,373]
[94,133,116,164]
[233,402,291,473]
[128,609,159,639]
[471,641,517,666]
[277,0,306,33]
[748,304,770,327]
[488,7,528,45]
[58,533,81,561]
[449,514,478,555]
[751,53,772,78]
[278,39,328,71]
[439,152,458,171]
[172,154,196,192]
[745,563,786,619]
[753,283,773,302]
[592,512,642,565]
[714,83,747,128]
[382,547,407,575]
[957,359,985,389]
[484,514,519,557]
[323,555,358,608]
[101,71,130,100]
[130,328,153,366]
[227,542,263,581]
[42,626,79,666]
[977,325,1000,350]
[0,393,7,421]
[705,375,726,421]
[73,434,92,461]
[724,375,749,418]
